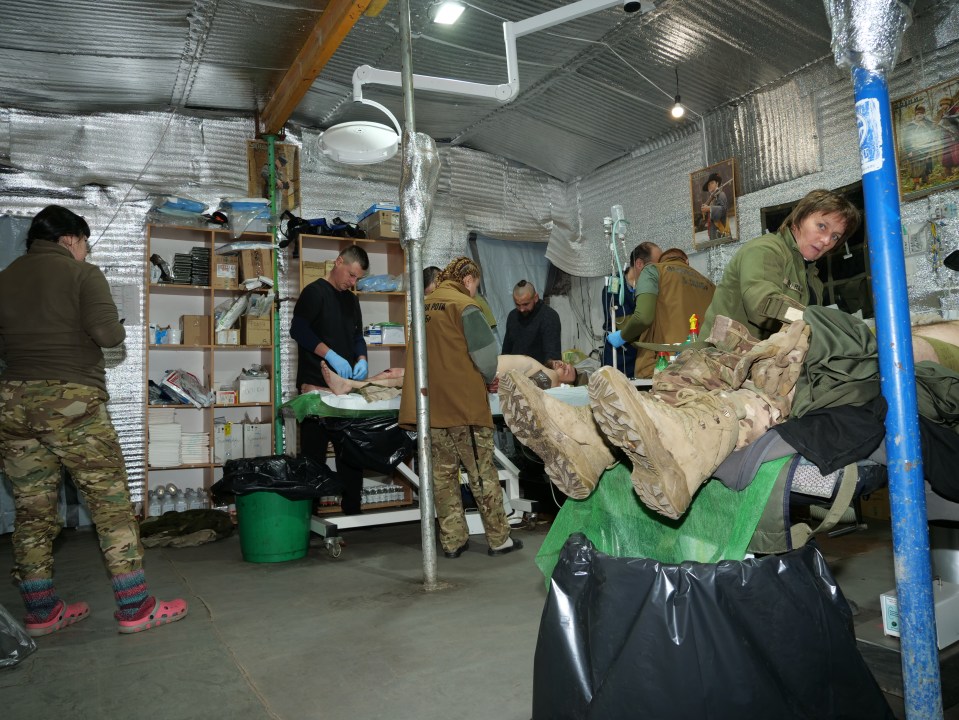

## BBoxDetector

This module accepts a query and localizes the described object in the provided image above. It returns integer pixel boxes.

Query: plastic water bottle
[148,490,162,518]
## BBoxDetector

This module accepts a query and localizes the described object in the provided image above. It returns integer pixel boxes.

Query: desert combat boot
[498,370,617,499]
[588,366,738,519]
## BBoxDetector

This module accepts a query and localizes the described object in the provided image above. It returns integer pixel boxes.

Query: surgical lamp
[320,0,653,164]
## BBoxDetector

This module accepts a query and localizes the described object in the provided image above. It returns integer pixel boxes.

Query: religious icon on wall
[892,77,959,202]
[246,140,300,212]
[690,157,738,250]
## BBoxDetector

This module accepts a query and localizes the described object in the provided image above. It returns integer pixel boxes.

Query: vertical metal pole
[854,67,943,719]
[398,0,437,588]
[266,134,285,454]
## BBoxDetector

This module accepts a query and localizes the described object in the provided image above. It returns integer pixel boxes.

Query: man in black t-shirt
[290,245,370,514]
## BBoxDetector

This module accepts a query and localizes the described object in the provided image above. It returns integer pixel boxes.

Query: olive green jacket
[702,227,823,341]
[0,242,124,392]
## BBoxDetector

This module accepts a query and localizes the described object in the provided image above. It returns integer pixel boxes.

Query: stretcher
[281,389,549,542]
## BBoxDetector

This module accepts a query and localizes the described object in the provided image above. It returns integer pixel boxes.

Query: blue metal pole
[853,67,943,719]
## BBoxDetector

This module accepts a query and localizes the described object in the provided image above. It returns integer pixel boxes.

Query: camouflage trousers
[651,317,811,450]
[429,426,510,552]
[0,380,143,582]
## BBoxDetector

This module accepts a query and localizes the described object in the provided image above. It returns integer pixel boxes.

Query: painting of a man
[690,158,738,250]
[700,172,729,241]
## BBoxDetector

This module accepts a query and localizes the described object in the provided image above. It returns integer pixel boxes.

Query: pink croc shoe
[25,600,90,637]
[117,597,188,634]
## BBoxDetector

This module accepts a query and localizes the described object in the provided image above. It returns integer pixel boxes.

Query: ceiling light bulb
[671,96,685,119]
[432,1,465,25]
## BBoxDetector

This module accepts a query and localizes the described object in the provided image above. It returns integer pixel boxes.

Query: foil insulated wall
[0,109,570,499]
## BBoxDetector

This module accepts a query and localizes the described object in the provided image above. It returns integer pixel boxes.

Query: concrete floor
[1,518,547,720]
[0,512,954,719]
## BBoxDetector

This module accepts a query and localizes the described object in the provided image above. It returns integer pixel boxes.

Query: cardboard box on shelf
[236,376,270,404]
[302,260,326,287]
[241,315,272,346]
[213,254,239,289]
[216,328,239,345]
[379,323,405,345]
[215,389,237,406]
[213,422,244,464]
[239,249,272,281]
[243,423,272,458]
[358,210,400,240]
[180,315,210,346]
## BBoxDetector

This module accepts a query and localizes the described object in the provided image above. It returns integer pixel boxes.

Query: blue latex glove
[607,330,626,348]
[324,349,352,378]
[351,359,369,380]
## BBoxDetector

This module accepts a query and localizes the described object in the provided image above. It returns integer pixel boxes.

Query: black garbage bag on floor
[1,603,36,668]
[532,534,894,720]
[212,454,339,501]
[324,416,416,475]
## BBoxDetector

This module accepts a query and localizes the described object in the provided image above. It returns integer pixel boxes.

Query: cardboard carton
[302,260,326,287]
[243,423,272,458]
[358,210,400,240]
[215,389,237,406]
[213,422,243,463]
[236,376,270,404]
[239,249,272,281]
[216,328,239,345]
[180,315,210,346]
[241,316,272,346]
[213,254,239,289]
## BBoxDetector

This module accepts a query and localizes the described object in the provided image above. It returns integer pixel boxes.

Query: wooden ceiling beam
[259,0,374,136]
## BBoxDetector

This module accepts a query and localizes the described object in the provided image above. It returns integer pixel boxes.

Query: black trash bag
[1,603,36,668]
[533,534,894,720]
[212,454,340,501]
[325,416,416,475]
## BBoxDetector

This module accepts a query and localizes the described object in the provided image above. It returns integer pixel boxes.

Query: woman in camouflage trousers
[0,205,187,636]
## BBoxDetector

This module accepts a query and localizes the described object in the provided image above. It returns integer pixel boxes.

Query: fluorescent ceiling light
[432,2,465,25]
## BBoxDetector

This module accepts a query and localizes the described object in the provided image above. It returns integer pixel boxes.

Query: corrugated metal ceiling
[0,0,948,181]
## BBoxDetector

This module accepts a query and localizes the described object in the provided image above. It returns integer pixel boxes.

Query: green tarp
[534,456,789,582]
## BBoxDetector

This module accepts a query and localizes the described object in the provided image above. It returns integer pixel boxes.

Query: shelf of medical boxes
[144,223,276,501]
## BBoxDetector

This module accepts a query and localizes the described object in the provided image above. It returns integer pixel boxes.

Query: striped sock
[20,578,61,623]
[112,569,149,620]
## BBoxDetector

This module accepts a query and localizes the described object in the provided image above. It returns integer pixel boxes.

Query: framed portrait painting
[246,140,301,212]
[892,77,959,202]
[690,158,738,250]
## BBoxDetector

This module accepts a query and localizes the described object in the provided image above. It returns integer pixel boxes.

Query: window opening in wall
[760,181,872,319]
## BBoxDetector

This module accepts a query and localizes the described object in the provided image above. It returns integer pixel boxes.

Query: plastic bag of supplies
[1,603,37,668]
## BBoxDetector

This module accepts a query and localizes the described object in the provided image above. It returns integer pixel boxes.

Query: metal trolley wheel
[325,536,343,559]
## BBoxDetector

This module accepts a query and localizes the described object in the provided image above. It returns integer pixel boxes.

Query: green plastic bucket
[235,491,311,563]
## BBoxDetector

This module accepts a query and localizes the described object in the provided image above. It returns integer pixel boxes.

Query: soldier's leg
[450,426,514,551]
[48,400,143,577]
[429,427,470,556]
[0,381,89,633]
[47,388,186,631]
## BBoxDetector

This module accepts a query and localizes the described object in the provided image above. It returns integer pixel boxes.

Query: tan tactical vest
[635,260,716,377]
[398,281,493,429]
